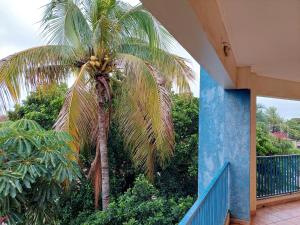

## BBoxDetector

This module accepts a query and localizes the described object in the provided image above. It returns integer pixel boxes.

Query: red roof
[271,131,288,140]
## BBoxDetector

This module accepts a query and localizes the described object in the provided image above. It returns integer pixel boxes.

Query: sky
[1,0,300,119]
[257,97,300,120]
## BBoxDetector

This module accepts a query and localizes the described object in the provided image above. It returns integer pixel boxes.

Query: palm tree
[265,107,283,133]
[0,0,193,209]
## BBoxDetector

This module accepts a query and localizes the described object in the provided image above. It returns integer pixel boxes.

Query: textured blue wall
[199,68,250,221]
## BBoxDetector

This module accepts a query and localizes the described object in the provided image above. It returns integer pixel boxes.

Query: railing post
[257,154,300,199]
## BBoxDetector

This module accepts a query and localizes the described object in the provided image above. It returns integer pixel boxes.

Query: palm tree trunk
[95,76,110,210]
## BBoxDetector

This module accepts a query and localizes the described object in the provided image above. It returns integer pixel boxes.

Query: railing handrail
[179,162,230,225]
[257,154,300,158]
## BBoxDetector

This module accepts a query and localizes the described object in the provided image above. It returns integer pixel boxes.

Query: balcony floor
[251,200,300,225]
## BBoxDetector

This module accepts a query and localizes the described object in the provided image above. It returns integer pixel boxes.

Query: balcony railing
[257,154,300,198]
[179,162,230,225]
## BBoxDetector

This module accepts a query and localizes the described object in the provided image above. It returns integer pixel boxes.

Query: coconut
[90,56,98,61]
[90,61,96,67]
[95,61,101,68]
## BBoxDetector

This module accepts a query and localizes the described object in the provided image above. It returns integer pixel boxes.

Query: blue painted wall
[199,68,250,221]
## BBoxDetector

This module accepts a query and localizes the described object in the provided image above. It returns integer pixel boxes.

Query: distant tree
[0,119,81,224]
[265,107,283,132]
[256,105,298,156]
[256,104,267,124]
[256,122,275,156]
[8,85,67,130]
[285,118,300,140]
[256,123,295,156]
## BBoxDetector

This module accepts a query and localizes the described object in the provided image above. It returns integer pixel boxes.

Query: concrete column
[199,68,251,221]
[250,90,257,216]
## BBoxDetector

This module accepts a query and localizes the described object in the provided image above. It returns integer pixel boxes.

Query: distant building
[271,131,288,140]
[0,115,7,122]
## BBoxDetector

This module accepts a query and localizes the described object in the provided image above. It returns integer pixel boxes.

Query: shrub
[8,85,67,130]
[58,176,95,225]
[155,94,198,197]
[83,176,194,225]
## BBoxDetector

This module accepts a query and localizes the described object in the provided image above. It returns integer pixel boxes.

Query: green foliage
[58,176,94,225]
[155,94,198,197]
[0,119,81,225]
[108,122,139,197]
[1,0,195,209]
[82,176,194,225]
[57,93,198,223]
[285,118,300,140]
[256,122,276,156]
[98,93,198,198]
[8,85,67,130]
[256,105,300,156]
[5,88,198,223]
[256,104,268,124]
[108,93,198,198]
[256,122,296,156]
[265,107,283,132]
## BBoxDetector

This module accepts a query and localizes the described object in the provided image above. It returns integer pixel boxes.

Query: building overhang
[141,0,300,99]
[140,0,235,88]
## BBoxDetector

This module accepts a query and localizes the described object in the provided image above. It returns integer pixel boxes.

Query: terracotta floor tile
[232,200,300,225]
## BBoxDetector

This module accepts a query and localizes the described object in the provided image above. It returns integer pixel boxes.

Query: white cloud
[0,0,48,58]
[257,97,300,119]
[125,0,141,6]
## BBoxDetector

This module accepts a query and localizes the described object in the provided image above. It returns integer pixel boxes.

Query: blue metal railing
[179,163,230,225]
[257,154,300,198]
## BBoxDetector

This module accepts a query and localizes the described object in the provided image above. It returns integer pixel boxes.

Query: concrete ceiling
[140,0,235,88]
[217,0,300,82]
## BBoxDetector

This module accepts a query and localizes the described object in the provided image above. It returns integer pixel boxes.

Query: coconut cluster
[89,55,112,74]
[89,55,101,68]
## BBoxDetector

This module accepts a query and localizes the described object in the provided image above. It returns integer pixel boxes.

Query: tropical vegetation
[256,104,300,156]
[8,85,67,130]
[0,119,80,224]
[0,0,194,210]
[82,176,194,225]
[1,85,198,224]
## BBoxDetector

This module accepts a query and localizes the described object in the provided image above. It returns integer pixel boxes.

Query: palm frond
[42,0,92,50]
[89,0,117,27]
[116,53,174,178]
[118,39,194,92]
[118,5,162,50]
[0,46,75,111]
[54,64,98,153]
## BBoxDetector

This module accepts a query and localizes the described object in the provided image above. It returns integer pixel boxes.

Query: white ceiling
[217,0,300,81]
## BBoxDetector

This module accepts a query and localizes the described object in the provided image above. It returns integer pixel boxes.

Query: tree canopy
[256,105,300,156]
[8,85,67,130]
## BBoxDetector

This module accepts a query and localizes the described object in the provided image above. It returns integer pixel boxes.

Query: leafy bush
[83,176,194,225]
[8,85,67,130]
[108,122,139,197]
[257,122,298,156]
[0,119,81,225]
[155,94,198,197]
[57,176,95,225]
